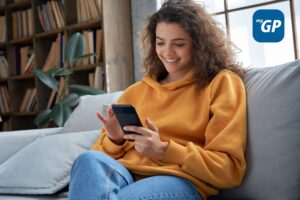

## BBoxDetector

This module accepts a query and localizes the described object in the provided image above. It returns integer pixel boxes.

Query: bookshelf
[0,0,134,131]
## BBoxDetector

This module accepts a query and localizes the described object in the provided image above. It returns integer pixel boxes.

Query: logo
[253,9,284,42]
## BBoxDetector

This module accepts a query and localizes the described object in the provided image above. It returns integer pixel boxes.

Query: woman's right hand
[96,107,124,145]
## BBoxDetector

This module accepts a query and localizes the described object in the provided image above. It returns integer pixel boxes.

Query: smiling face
[155,22,193,82]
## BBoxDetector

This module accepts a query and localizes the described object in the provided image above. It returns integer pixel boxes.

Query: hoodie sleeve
[91,129,133,159]
[161,72,247,189]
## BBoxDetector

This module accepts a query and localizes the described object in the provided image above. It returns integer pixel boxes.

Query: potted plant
[33,32,104,128]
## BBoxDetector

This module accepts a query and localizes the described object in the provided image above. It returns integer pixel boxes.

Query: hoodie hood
[142,69,196,91]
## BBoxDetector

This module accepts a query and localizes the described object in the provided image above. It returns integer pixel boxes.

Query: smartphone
[111,104,143,135]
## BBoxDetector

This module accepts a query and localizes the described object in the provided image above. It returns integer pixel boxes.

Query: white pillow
[0,130,99,194]
[0,128,62,165]
[61,91,123,133]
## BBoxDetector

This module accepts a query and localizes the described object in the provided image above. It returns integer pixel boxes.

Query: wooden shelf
[1,0,134,131]
[9,74,35,80]
[35,28,65,39]
[0,42,7,48]
[66,19,102,31]
[9,36,33,45]
[6,0,31,10]
[0,112,10,117]
[73,62,103,72]
[0,78,8,83]
[12,112,38,117]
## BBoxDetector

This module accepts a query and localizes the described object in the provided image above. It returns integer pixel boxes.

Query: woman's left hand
[123,118,168,160]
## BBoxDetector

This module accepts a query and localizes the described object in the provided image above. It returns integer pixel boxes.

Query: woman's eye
[175,43,185,47]
[156,42,164,46]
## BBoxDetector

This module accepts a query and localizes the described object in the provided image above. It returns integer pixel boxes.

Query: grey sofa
[0,60,300,200]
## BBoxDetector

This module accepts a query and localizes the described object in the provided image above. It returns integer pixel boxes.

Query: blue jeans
[69,150,202,200]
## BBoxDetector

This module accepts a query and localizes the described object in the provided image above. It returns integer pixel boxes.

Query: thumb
[145,118,159,132]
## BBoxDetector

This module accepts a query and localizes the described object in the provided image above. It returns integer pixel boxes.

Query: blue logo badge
[253,9,284,42]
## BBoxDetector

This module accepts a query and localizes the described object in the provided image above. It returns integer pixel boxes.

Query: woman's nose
[164,45,175,57]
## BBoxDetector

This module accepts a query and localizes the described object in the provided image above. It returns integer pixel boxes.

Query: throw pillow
[0,128,62,165]
[0,130,99,194]
[61,91,123,133]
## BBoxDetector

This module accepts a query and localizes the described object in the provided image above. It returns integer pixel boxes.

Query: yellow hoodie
[92,69,247,199]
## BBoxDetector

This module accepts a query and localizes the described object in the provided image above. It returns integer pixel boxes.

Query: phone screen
[112,104,142,135]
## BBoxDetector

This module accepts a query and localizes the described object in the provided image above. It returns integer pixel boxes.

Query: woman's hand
[96,107,124,145]
[123,118,168,160]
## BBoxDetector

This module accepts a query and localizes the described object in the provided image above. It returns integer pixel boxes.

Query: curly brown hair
[140,0,245,88]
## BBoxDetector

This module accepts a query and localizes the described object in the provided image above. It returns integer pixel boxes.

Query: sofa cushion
[61,91,123,133]
[0,130,99,195]
[211,59,300,199]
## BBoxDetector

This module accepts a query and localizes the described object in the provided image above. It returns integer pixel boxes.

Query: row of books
[0,56,9,79]
[13,46,36,75]
[77,29,103,66]
[0,16,6,42]
[43,30,102,72]
[77,0,102,23]
[88,66,105,90]
[0,85,9,113]
[37,0,65,32]
[19,87,37,112]
[12,8,33,39]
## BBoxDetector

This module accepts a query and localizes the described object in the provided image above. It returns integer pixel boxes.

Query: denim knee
[75,150,105,163]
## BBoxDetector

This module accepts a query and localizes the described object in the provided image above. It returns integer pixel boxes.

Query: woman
[69,0,247,199]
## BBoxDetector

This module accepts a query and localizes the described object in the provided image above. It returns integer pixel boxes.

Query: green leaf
[33,68,58,90]
[34,109,52,127]
[65,32,85,67]
[49,68,71,77]
[62,93,79,107]
[51,103,72,127]
[69,84,105,96]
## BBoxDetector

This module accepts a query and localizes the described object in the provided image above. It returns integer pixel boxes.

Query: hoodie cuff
[162,140,188,165]
[102,136,128,156]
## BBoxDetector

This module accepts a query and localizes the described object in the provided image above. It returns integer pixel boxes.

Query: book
[95,29,102,62]
[94,0,102,17]
[88,31,94,64]
[20,46,29,74]
[47,90,57,109]
[37,5,47,31]
[83,31,90,66]
[46,1,58,29]
[21,10,28,37]
[24,53,35,74]
[12,12,18,39]
[0,56,9,78]
[27,8,33,36]
[42,36,61,71]
[88,72,94,87]
[25,88,36,112]
[94,66,105,89]
[55,78,65,103]
[54,0,65,27]
[19,88,33,112]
